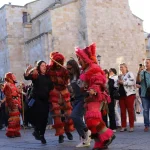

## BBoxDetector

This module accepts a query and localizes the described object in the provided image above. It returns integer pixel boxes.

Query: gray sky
[0,0,149,32]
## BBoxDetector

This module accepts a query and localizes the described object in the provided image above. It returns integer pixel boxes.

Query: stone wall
[5,5,26,81]
[26,0,55,19]
[23,0,83,67]
[145,33,150,58]
[51,0,81,60]
[0,47,8,78]
[30,11,52,38]
[85,0,146,74]
[0,0,146,80]
[0,7,7,40]
[49,0,145,74]
[24,8,53,66]
[50,0,146,74]
[24,33,52,66]
[23,23,32,42]
[0,7,9,78]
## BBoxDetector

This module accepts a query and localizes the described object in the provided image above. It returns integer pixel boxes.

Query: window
[23,12,28,23]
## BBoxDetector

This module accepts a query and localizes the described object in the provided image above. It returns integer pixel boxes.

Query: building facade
[0,0,146,81]
[145,32,150,58]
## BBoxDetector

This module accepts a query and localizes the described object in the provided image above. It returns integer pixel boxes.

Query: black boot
[91,133,99,139]
[59,135,65,143]
[40,135,46,144]
[32,131,41,140]
[104,134,116,147]
[66,132,73,140]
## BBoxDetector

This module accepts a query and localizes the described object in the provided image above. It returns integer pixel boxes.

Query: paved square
[0,116,149,150]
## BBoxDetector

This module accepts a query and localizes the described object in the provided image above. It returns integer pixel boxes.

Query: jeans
[71,100,86,137]
[115,100,121,127]
[47,112,53,125]
[0,109,2,128]
[141,97,150,127]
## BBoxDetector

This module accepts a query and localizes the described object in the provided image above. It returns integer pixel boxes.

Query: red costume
[76,43,115,149]
[3,73,21,138]
[47,52,74,136]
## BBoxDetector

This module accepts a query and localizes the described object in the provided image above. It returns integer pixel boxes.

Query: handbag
[144,71,150,99]
[113,88,120,99]
[28,98,35,107]
[118,84,126,97]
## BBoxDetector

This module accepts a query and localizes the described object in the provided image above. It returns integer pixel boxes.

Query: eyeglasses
[67,67,72,70]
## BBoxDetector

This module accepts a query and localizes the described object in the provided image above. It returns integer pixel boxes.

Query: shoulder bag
[144,71,150,99]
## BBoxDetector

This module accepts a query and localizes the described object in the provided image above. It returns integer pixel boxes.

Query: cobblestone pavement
[0,115,149,150]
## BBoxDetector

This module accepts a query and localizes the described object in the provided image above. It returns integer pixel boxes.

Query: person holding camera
[137,59,150,132]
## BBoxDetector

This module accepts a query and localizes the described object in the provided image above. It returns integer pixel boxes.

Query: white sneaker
[76,141,90,148]
[1,127,7,131]
[113,130,117,133]
[83,130,91,144]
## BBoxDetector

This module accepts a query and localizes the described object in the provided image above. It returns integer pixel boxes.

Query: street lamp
[97,55,101,65]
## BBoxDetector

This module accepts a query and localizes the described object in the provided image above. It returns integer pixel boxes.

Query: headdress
[49,52,65,67]
[75,43,97,64]
[5,72,17,83]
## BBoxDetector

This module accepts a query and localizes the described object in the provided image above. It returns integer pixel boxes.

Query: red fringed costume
[47,52,74,136]
[76,43,115,149]
[3,73,21,138]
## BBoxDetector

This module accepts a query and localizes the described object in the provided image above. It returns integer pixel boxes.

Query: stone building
[145,32,150,58]
[0,0,146,81]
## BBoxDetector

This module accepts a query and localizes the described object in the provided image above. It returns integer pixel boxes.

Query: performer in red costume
[47,52,75,143]
[75,43,115,150]
[3,72,21,138]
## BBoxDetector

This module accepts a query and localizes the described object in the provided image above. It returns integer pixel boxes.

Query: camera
[139,64,142,67]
